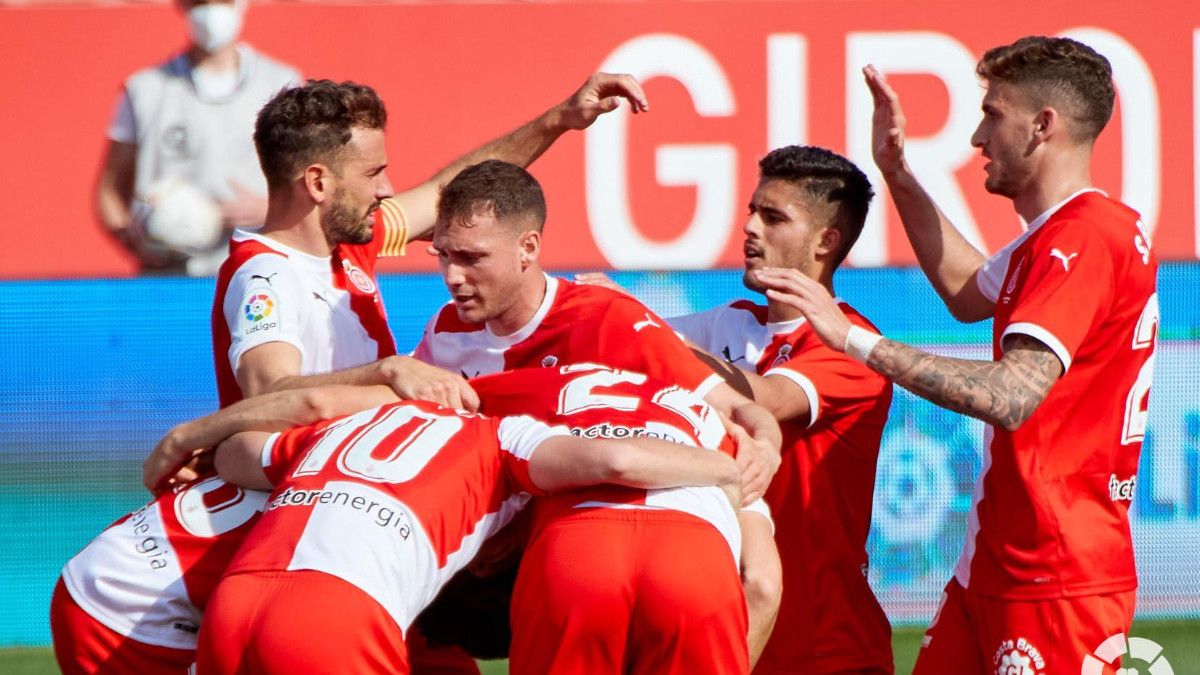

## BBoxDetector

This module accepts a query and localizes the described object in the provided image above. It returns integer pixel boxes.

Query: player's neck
[487,272,547,337]
[259,199,335,258]
[1012,151,1095,223]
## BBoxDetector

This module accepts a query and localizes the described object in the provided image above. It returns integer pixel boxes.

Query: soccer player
[583,146,895,673]
[471,364,761,674]
[195,391,741,674]
[57,384,403,674]
[758,37,1157,673]
[213,74,650,409]
[414,159,782,665]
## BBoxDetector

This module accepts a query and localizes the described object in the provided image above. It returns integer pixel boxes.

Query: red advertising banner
[1,0,1196,277]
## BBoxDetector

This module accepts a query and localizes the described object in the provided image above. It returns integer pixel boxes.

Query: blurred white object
[141,178,223,254]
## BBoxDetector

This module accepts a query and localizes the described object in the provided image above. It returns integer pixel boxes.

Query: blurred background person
[95,0,300,276]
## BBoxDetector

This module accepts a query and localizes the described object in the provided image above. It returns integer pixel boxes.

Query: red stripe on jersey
[335,221,396,361]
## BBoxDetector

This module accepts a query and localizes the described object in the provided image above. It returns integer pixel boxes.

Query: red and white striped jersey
[470,365,744,560]
[225,400,567,634]
[963,190,1158,599]
[212,199,409,407]
[413,276,722,397]
[669,300,893,673]
[60,476,268,650]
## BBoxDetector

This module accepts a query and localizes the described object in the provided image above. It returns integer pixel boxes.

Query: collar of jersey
[484,274,559,346]
[232,228,333,274]
[1023,187,1106,232]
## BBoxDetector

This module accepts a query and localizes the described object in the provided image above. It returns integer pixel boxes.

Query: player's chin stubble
[324,202,375,245]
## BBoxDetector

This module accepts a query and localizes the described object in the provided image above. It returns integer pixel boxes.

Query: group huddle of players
[52,34,1157,675]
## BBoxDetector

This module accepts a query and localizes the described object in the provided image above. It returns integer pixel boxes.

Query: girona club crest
[342,260,377,294]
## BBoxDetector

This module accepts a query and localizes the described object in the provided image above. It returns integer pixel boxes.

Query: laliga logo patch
[342,260,377,294]
[771,343,793,368]
[992,637,1045,675]
[244,293,275,322]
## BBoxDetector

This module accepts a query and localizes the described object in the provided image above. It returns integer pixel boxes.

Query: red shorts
[197,569,408,675]
[509,509,748,675]
[50,577,194,675]
[914,579,1136,675]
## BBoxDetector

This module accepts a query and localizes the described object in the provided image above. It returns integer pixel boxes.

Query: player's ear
[518,230,541,269]
[1032,107,1058,143]
[815,226,841,259]
[302,163,332,204]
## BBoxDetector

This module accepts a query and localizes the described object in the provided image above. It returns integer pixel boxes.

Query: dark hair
[254,80,387,191]
[976,36,1114,142]
[758,146,874,265]
[437,160,547,231]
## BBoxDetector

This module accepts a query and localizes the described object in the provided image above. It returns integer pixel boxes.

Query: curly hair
[437,160,547,232]
[758,146,874,265]
[254,80,387,191]
[976,36,1114,142]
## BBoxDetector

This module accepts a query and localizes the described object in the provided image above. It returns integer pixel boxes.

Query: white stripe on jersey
[283,480,530,635]
[953,425,994,589]
[61,502,200,650]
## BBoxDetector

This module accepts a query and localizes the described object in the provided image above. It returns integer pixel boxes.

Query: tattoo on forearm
[867,334,1063,430]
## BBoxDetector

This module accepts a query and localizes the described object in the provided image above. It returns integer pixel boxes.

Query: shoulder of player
[1039,193,1141,249]
[834,301,882,334]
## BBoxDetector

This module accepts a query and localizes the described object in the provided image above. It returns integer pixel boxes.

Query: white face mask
[187,3,243,53]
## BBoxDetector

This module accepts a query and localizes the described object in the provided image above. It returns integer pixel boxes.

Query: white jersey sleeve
[222,255,310,373]
[107,91,137,145]
[497,415,572,462]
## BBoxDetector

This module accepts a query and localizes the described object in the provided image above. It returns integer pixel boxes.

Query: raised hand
[862,64,908,176]
[554,72,649,131]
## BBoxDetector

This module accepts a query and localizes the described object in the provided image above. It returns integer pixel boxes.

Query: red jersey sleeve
[596,297,722,396]
[764,317,889,428]
[260,421,330,485]
[494,415,571,496]
[1003,222,1114,371]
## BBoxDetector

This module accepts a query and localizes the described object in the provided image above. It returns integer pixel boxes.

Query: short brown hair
[759,146,874,266]
[437,160,547,232]
[976,36,1114,142]
[254,80,387,191]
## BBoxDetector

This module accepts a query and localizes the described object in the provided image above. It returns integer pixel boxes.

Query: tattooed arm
[867,334,1062,431]
[753,267,1063,431]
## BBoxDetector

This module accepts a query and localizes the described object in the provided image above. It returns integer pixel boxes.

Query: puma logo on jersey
[312,291,330,305]
[633,313,660,332]
[1050,248,1078,271]
[251,273,278,285]
[721,346,747,365]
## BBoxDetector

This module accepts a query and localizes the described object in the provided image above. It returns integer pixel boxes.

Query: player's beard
[322,188,376,246]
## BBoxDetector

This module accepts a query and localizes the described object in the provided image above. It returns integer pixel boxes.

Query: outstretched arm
[528,435,740,503]
[755,267,1061,430]
[703,383,783,504]
[863,65,993,322]
[238,345,480,412]
[393,72,649,241]
[142,384,399,492]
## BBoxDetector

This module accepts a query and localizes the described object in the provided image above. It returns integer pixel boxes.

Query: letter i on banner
[844,32,985,266]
